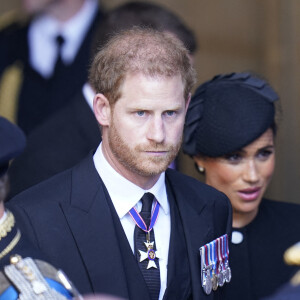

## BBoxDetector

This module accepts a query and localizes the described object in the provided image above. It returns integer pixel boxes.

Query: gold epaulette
[0,210,15,241]
[0,211,21,260]
[0,10,26,123]
[0,62,23,123]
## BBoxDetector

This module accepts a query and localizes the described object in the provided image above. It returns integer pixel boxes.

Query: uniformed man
[0,116,80,299]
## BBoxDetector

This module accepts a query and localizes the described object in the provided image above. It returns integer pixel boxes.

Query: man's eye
[136,111,145,116]
[165,111,175,116]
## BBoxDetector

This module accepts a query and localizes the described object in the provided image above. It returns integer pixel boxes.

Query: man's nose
[147,116,165,143]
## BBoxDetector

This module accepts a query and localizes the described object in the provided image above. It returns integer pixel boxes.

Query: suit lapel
[163,184,191,300]
[60,156,129,298]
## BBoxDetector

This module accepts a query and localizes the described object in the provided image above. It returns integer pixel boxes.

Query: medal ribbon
[200,245,206,267]
[225,234,229,257]
[129,200,160,233]
[209,241,215,268]
[204,245,209,267]
[210,241,217,275]
[222,234,228,260]
[221,235,225,261]
[216,238,222,262]
[207,243,213,277]
[216,238,222,275]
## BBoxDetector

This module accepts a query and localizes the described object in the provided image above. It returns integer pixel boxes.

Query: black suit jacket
[8,91,101,198]
[8,155,232,299]
[0,9,103,134]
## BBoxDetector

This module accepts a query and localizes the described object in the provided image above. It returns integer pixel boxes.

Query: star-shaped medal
[138,241,160,269]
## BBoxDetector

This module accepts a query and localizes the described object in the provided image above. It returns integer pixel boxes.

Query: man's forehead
[112,74,185,111]
[121,73,183,94]
[122,72,184,89]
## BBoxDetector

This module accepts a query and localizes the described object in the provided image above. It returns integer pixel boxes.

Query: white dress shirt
[28,0,98,78]
[82,82,95,110]
[93,143,171,300]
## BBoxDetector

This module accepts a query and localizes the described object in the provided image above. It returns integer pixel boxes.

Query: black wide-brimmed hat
[0,117,26,176]
[183,72,278,157]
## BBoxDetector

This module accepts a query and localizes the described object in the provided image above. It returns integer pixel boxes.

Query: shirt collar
[93,143,170,219]
[60,0,98,64]
[82,82,95,110]
[28,0,98,76]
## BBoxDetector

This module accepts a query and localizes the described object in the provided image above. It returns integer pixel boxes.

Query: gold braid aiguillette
[0,210,15,241]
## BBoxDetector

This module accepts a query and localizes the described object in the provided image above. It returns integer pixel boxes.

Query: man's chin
[136,161,172,177]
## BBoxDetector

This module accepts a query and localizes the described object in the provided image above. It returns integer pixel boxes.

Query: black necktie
[53,35,65,76]
[134,193,161,300]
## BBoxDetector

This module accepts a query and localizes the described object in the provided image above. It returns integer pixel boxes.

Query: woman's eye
[223,153,242,163]
[257,149,273,160]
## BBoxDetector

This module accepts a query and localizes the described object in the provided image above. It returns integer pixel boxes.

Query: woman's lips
[237,187,261,201]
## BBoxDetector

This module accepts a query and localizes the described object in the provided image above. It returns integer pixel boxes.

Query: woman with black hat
[183,72,300,300]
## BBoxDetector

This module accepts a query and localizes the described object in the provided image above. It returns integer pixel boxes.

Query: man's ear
[93,93,111,126]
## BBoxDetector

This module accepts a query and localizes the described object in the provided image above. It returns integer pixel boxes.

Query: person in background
[8,28,231,299]
[7,1,197,198]
[0,116,80,299]
[183,72,300,300]
[0,0,103,134]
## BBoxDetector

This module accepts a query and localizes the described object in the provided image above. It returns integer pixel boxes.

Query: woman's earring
[198,166,205,173]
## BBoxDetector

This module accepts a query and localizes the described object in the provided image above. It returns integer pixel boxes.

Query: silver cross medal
[138,232,160,269]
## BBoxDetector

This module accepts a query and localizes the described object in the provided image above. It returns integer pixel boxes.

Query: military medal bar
[199,234,231,294]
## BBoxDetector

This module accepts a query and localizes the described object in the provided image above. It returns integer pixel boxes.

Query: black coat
[8,155,232,299]
[8,91,101,198]
[223,199,300,300]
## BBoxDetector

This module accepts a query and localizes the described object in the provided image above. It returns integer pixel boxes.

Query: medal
[138,241,160,269]
[222,235,231,283]
[200,247,206,290]
[129,199,160,269]
[209,241,218,291]
[200,244,212,295]
[200,234,231,294]
[216,238,225,287]
[204,267,212,295]
[204,244,213,294]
